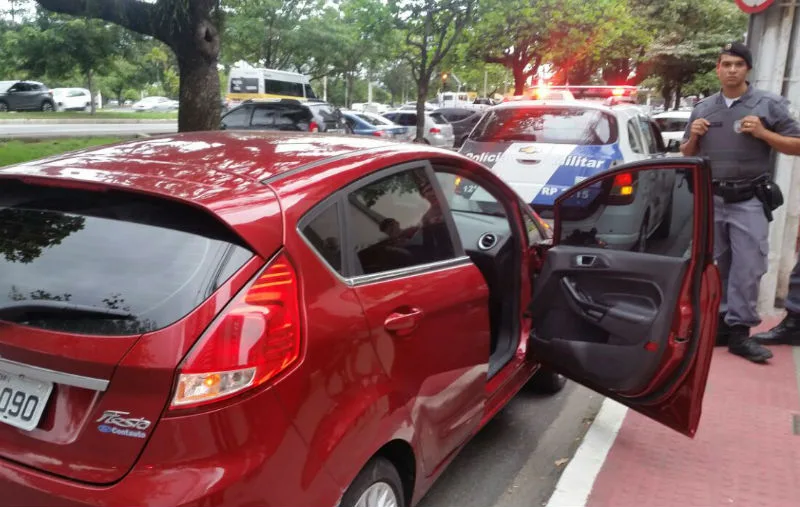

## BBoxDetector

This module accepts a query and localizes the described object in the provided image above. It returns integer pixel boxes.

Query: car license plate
[327,128,344,134]
[0,370,53,431]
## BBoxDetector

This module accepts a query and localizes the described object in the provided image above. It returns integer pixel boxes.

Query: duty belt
[712,176,767,203]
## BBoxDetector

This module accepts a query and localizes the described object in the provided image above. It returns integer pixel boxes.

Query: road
[418,383,603,507]
[0,122,177,138]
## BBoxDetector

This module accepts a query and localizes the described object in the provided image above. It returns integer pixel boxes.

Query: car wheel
[0,101,8,112]
[41,101,54,112]
[339,457,404,507]
[527,366,566,395]
[652,191,674,239]
[634,215,649,252]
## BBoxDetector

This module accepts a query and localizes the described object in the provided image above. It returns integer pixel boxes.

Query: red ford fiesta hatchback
[0,131,720,506]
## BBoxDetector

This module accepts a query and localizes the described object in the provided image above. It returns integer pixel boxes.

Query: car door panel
[343,162,489,477]
[530,158,719,437]
[353,263,490,476]
[531,246,688,393]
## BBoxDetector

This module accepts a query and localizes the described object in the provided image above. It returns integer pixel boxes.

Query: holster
[753,176,784,222]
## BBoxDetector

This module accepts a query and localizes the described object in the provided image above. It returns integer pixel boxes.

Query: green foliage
[0,136,124,167]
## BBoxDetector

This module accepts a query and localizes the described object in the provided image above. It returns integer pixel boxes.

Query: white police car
[458,92,674,251]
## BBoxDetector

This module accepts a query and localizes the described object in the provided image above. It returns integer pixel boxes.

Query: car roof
[0,131,403,206]
[652,110,691,118]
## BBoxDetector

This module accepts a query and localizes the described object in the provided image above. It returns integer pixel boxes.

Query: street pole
[323,76,327,102]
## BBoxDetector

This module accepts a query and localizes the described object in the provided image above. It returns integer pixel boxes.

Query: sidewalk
[548,312,800,507]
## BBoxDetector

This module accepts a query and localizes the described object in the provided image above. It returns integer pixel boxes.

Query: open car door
[529,157,721,437]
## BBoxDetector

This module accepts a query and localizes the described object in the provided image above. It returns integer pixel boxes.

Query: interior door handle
[575,255,597,267]
[560,277,609,321]
[384,307,424,336]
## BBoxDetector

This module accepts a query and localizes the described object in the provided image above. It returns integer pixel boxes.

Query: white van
[226,65,317,108]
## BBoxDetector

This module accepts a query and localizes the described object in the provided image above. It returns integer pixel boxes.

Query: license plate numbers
[0,371,53,432]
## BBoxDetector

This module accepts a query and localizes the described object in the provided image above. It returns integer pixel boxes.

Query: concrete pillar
[751,2,800,314]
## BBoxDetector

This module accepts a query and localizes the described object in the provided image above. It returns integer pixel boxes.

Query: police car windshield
[469,106,618,145]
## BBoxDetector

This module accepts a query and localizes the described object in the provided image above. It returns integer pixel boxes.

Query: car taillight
[309,121,320,132]
[372,130,387,137]
[170,252,301,409]
[607,172,637,205]
[429,127,441,134]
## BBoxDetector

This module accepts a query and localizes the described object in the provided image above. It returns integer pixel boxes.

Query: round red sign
[735,0,775,13]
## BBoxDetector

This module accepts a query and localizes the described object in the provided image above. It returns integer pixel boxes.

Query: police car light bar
[529,85,638,99]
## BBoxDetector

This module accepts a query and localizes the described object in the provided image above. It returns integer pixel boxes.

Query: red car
[0,132,720,507]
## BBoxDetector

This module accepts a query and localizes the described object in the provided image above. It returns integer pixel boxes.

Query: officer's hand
[690,118,710,138]
[740,115,767,139]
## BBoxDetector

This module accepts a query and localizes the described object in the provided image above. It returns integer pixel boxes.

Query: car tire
[0,101,8,112]
[527,366,566,395]
[339,457,405,507]
[652,191,674,239]
[41,101,55,112]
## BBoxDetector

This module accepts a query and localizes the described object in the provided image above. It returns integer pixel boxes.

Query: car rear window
[0,182,254,336]
[468,106,618,145]
[429,113,449,125]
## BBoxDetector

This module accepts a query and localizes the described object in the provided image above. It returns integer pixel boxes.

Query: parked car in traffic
[220,98,350,134]
[0,80,55,112]
[651,110,691,153]
[459,99,671,251]
[341,111,409,140]
[0,132,720,507]
[51,88,94,112]
[131,96,179,112]
[383,110,455,148]
[434,107,483,149]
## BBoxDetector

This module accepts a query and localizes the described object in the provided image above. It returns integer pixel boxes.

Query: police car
[457,86,674,251]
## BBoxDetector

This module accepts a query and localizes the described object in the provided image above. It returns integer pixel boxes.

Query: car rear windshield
[468,106,618,145]
[0,182,254,336]
[429,112,449,125]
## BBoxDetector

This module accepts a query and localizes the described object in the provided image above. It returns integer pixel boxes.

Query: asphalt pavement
[0,122,177,138]
[418,383,603,507]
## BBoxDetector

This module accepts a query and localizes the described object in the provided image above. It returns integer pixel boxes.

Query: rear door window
[346,168,456,275]
[222,106,252,128]
[251,106,277,127]
[469,106,618,145]
[0,183,253,336]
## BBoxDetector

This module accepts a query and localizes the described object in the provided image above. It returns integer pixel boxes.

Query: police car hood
[460,139,623,206]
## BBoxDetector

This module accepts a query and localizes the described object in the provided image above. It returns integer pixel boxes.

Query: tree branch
[35,0,172,44]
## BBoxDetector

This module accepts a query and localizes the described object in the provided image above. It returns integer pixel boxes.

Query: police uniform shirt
[682,85,800,181]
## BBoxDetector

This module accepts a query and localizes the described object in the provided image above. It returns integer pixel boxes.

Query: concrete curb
[0,119,176,124]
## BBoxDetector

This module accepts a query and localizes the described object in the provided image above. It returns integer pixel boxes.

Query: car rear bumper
[0,390,341,506]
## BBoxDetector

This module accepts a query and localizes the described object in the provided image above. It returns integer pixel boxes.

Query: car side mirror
[551,161,710,254]
[666,139,681,153]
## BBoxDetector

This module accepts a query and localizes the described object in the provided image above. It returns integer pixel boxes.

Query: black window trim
[296,159,468,287]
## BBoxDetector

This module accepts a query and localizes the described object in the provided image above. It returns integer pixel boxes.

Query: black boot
[728,325,773,363]
[752,311,800,346]
[716,314,730,347]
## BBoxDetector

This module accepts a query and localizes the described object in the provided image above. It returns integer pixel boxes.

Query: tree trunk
[512,63,526,96]
[415,79,429,143]
[175,46,220,131]
[86,68,96,115]
[172,15,221,132]
[661,84,673,111]
[673,85,682,111]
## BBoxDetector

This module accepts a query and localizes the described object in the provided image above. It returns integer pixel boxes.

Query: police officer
[680,41,800,363]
